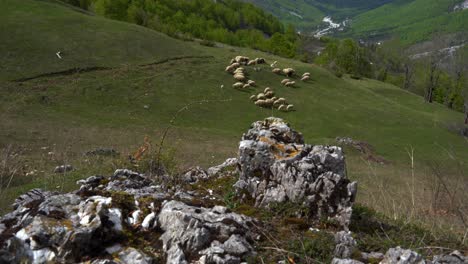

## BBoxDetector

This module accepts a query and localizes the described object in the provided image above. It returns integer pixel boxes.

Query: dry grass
[347,147,467,243]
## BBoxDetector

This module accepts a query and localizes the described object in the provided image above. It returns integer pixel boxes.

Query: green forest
[65,0,298,57]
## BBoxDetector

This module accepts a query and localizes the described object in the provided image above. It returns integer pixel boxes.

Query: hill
[1,0,467,236]
[0,0,197,80]
[243,0,468,44]
[347,0,468,44]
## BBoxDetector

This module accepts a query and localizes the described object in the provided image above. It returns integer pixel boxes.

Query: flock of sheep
[225,55,311,112]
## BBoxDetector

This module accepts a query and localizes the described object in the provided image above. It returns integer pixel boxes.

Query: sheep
[230,59,236,64]
[235,56,250,65]
[265,91,274,98]
[255,99,266,106]
[242,83,251,89]
[232,82,244,89]
[273,100,282,107]
[272,68,282,74]
[257,93,266,100]
[301,75,310,81]
[225,65,235,73]
[271,96,278,102]
[302,72,310,77]
[247,60,257,66]
[281,79,291,85]
[278,105,287,111]
[256,58,266,64]
[287,104,295,111]
[247,80,256,87]
[265,99,274,107]
[234,74,246,82]
[234,67,245,73]
[283,68,295,77]
[264,87,272,93]
[285,81,296,87]
[250,95,257,101]
[277,98,286,104]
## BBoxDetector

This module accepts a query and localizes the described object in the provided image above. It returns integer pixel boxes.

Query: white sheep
[278,105,287,111]
[265,91,274,98]
[301,76,310,81]
[283,68,295,77]
[264,87,272,93]
[232,82,244,89]
[250,95,257,101]
[247,80,256,87]
[277,98,286,104]
[255,99,266,106]
[272,68,282,74]
[247,60,256,66]
[257,93,266,100]
[234,74,246,82]
[243,83,251,89]
[285,81,296,87]
[281,79,291,85]
[302,72,310,77]
[287,104,294,111]
[235,56,250,65]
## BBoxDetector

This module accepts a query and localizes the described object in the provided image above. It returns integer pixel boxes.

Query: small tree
[425,55,441,103]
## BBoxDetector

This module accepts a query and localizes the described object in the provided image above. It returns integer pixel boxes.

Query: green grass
[347,0,468,44]
[0,0,467,232]
[0,0,196,80]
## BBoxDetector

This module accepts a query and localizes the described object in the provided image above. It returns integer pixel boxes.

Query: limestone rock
[381,247,426,264]
[235,117,357,228]
[158,200,256,264]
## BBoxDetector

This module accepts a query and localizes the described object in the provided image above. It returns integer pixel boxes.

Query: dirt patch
[336,137,389,164]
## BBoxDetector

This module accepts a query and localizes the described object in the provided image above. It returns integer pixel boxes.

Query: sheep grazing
[247,80,256,87]
[278,105,287,111]
[256,58,266,64]
[277,98,286,104]
[232,82,244,89]
[273,100,281,107]
[301,75,310,81]
[250,95,257,101]
[257,93,266,100]
[285,81,296,87]
[234,67,245,73]
[264,87,272,93]
[271,96,278,101]
[281,79,291,85]
[225,62,241,73]
[235,56,250,65]
[242,84,251,89]
[283,68,295,77]
[265,91,274,98]
[247,60,257,66]
[302,72,310,77]
[287,104,294,111]
[255,99,266,106]
[272,68,282,74]
[234,74,246,82]
[230,59,236,64]
[265,99,274,107]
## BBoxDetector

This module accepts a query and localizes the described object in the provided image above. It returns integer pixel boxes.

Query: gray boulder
[334,231,357,259]
[158,200,256,264]
[381,247,426,264]
[432,250,467,264]
[235,117,357,228]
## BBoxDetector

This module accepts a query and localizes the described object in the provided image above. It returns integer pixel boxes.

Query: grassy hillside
[1,0,467,233]
[347,0,468,44]
[0,0,197,80]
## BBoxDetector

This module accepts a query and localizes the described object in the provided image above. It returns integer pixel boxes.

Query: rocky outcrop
[159,201,256,263]
[0,169,256,264]
[235,117,357,228]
